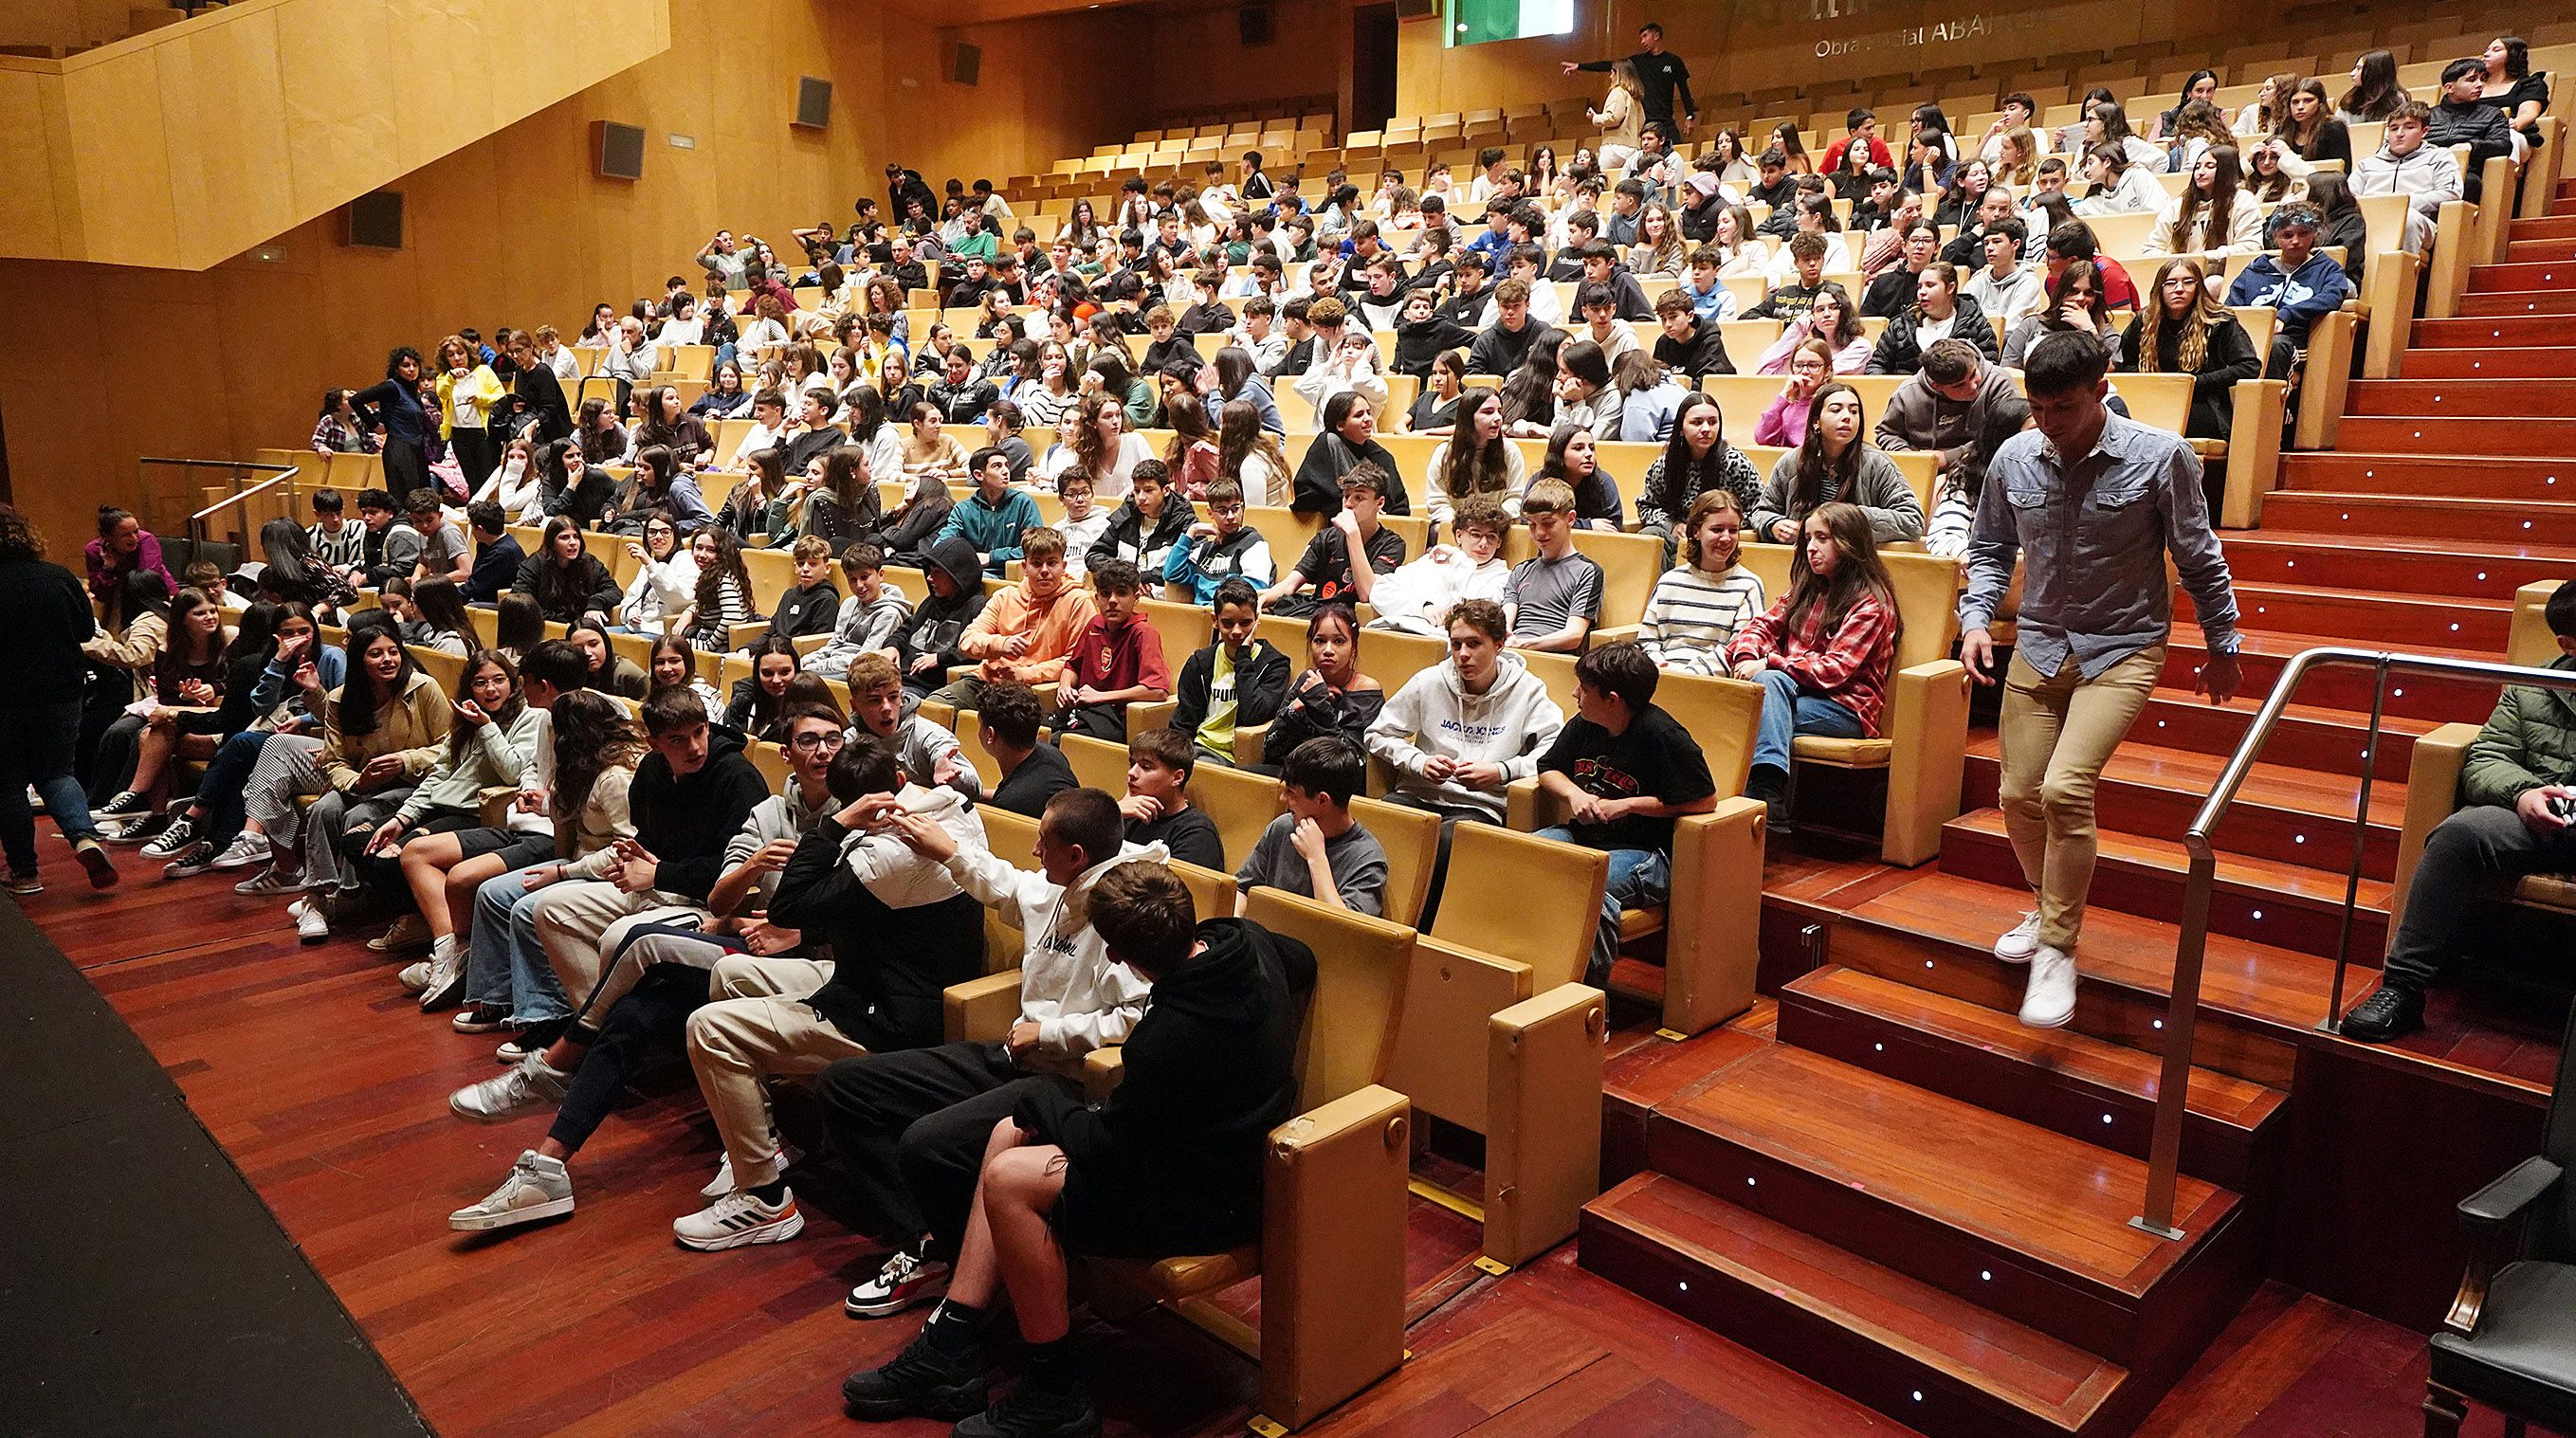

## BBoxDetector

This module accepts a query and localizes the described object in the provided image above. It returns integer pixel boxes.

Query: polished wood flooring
[11,829,2530,1438]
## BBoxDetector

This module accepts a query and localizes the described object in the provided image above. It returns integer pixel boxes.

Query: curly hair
[0,505,46,562]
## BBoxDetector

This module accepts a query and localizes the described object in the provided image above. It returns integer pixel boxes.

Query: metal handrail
[141,457,301,552]
[2135,645,2576,1240]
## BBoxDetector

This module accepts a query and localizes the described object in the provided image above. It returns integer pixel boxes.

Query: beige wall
[0,0,1152,550]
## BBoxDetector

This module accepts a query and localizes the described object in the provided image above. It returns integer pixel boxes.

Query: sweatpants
[544,965,707,1156]
[562,914,736,1039]
[687,953,861,1191]
[1997,645,2164,952]
[815,1041,1080,1254]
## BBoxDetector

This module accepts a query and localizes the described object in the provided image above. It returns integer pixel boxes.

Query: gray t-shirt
[1236,814,1388,918]
[416,521,468,572]
[1506,550,1604,645]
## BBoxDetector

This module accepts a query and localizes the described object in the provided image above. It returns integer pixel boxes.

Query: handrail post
[2322,659,2390,1033]
[2133,846,2216,1240]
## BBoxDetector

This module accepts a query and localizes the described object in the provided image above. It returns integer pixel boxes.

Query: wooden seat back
[1240,888,1412,1111]
[1347,794,1438,928]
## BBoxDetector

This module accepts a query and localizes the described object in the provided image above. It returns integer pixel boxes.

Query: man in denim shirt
[1958,333,2242,1030]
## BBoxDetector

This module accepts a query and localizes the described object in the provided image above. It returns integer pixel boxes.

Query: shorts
[457,828,558,869]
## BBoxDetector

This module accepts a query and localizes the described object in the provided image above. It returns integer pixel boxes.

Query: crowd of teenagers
[3,21,2565,1436]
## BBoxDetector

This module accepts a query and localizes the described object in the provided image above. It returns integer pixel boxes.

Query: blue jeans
[0,701,99,871]
[464,865,566,1021]
[1536,827,1671,986]
[190,731,271,845]
[1749,668,1865,775]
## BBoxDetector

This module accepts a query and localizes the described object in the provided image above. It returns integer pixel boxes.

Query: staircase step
[1777,965,2285,1192]
[2398,345,2576,378]
[1581,1173,2139,1438]
[1961,737,2401,883]
[1832,870,2347,1089]
[2330,414,2576,454]
[2456,289,2576,317]
[2277,451,2576,499]
[1939,808,2391,963]
[2343,378,2576,417]
[2165,626,2506,724]
[2504,236,2576,262]
[1637,1043,2255,1363]
[2468,259,2576,289]
[2410,314,2576,348]
[2210,581,2512,651]
[2506,213,2576,241]
[2256,491,2576,547]
[2216,532,2576,604]
[2133,686,2430,783]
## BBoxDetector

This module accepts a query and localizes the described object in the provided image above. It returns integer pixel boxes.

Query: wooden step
[2256,491,2576,547]
[1939,808,2391,963]
[2456,289,2576,318]
[2200,581,2513,652]
[1639,1043,2257,1363]
[2165,626,2507,724]
[2216,532,2576,604]
[2343,378,2576,417]
[1581,1173,2140,1438]
[2467,259,2576,290]
[1831,869,2347,1089]
[2329,414,2576,455]
[2410,315,2576,348]
[2398,345,2576,379]
[2503,235,2576,262]
[2506,213,2576,241]
[1777,965,2285,1192]
[1960,736,2402,883]
[2277,451,2576,499]
[2133,686,2430,784]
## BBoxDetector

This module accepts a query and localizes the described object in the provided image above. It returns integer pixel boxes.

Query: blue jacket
[937,488,1043,573]
[1162,525,1275,605]
[2223,252,2353,348]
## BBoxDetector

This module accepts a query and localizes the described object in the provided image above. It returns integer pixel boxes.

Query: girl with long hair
[1637,391,1763,562]
[1726,501,1902,818]
[2123,257,2262,441]
[2164,100,2235,173]
[474,433,543,519]
[2152,68,2221,139]
[256,516,356,613]
[91,585,229,832]
[1535,423,1624,530]
[404,575,475,655]
[2338,49,2407,124]
[2001,259,2119,369]
[2243,140,2301,203]
[2301,173,2369,284]
[1407,351,1470,436]
[514,517,620,626]
[1752,382,1925,545]
[1591,60,1647,173]
[433,335,505,492]
[1426,390,1527,533]
[646,633,724,722]
[2479,36,2551,153]
[689,358,754,420]
[723,635,802,735]
[676,527,756,651]
[567,619,649,700]
[2147,145,2261,256]
[1161,392,1221,497]
[1755,338,1836,446]
[1215,398,1291,507]
[1709,204,1766,278]
[2237,71,2300,139]
[1634,204,1688,278]
[633,383,714,467]
[2275,79,2354,171]
[1247,606,1385,779]
[2075,142,2163,216]
[1069,391,1154,498]
[1757,282,1870,375]
[617,514,699,635]
[360,647,544,958]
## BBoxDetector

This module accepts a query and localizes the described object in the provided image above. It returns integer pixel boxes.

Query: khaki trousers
[1996,645,2164,952]
[685,954,857,1191]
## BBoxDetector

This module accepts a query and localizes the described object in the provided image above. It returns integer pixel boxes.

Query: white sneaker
[235,865,308,897]
[296,904,330,943]
[845,1247,951,1318]
[671,1187,805,1251]
[702,1153,737,1199]
[448,1151,575,1230]
[209,831,271,870]
[418,939,467,1011]
[396,959,433,993]
[1993,911,2042,964]
[448,1053,571,1122]
[2019,945,2077,1029]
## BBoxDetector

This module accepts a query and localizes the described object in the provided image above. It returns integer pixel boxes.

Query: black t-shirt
[993,743,1077,817]
[1292,524,1407,606]
[1130,805,1225,870]
[1538,704,1714,853]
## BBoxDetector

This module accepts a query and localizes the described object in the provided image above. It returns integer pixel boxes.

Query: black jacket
[462,534,524,605]
[766,815,987,1050]
[896,537,990,689]
[1864,294,2001,375]
[544,464,617,527]
[0,557,98,708]
[1259,673,1386,772]
[926,377,998,426]
[1653,323,1736,379]
[1394,315,1478,378]
[1015,917,1315,1255]
[765,580,843,643]
[626,727,770,905]
[1467,319,1564,377]
[781,425,846,477]
[1087,494,1200,572]
[512,552,622,624]
[1289,433,1412,518]
[2120,312,2263,441]
[1171,638,1292,748]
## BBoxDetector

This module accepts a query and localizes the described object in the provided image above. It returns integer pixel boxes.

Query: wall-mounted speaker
[949,40,980,85]
[1394,0,1434,18]
[1238,4,1273,45]
[592,120,645,181]
[341,191,404,249]
[794,76,832,128]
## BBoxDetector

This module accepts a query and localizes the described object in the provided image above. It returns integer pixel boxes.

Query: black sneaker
[840,1329,990,1422]
[159,839,217,880]
[955,1383,1102,1438]
[101,811,171,846]
[2339,981,2425,1044]
[94,791,148,822]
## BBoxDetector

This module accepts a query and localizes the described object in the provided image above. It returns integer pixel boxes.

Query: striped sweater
[1637,564,1768,676]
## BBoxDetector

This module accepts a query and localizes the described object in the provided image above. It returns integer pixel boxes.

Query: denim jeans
[191,731,272,845]
[1749,667,1864,774]
[464,865,564,1020]
[0,701,100,872]
[1536,827,1672,986]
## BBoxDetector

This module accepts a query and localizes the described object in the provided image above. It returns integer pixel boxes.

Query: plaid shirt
[1726,589,1898,737]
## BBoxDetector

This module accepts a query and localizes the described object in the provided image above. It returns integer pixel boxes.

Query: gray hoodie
[806,580,912,682]
[1366,649,1565,821]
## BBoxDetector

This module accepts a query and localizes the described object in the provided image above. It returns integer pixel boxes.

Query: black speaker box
[593,120,645,180]
[1238,5,1272,45]
[795,76,832,128]
[341,191,403,248]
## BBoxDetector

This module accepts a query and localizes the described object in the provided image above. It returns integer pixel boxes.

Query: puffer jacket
[2462,655,2576,810]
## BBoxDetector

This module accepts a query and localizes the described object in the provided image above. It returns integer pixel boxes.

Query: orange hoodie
[960,578,1100,684]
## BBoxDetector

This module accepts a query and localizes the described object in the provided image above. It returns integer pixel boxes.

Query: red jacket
[1726,589,1898,737]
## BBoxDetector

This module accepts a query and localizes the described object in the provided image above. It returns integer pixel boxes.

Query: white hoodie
[1364,547,1511,636]
[1367,651,1565,821]
[840,783,985,910]
[939,838,1167,1074]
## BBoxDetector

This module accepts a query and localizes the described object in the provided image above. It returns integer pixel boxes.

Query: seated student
[1249,604,1386,781]
[1726,501,1901,823]
[514,517,622,628]
[349,649,546,949]
[306,486,365,577]
[977,682,1077,817]
[1161,478,1275,604]
[1392,287,1477,380]
[1651,288,1735,382]
[2427,58,2514,203]
[2342,579,2576,1042]
[1424,389,1528,534]
[2122,257,2262,445]
[1369,596,1565,831]
[1640,490,1769,676]
[895,537,991,697]
[1289,392,1410,519]
[1467,278,1565,377]
[1958,217,2044,331]
[1365,495,1513,637]
[836,860,1310,1438]
[938,446,1042,576]
[815,788,1157,1321]
[1536,641,1719,983]
[2352,100,2460,255]
[805,542,910,683]
[757,535,844,647]
[1506,480,1605,653]
[1865,262,2000,375]
[1742,232,1830,324]
[446,688,772,1119]
[1118,726,1225,868]
[459,501,524,605]
[1086,460,1198,574]
[1677,246,1740,324]
[1171,578,1290,768]
[1875,338,2023,522]
[670,730,991,1247]
[444,702,855,1232]
[1752,380,1927,546]
[1051,560,1170,742]
[1261,464,1404,618]
[2223,203,2355,359]
[1234,736,1387,916]
[927,527,1097,711]
[846,650,980,799]
[1051,471,1110,578]
[356,487,424,591]
[568,619,651,701]
[138,607,344,880]
[724,636,802,736]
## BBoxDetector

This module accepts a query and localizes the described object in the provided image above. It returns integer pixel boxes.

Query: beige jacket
[320,669,452,792]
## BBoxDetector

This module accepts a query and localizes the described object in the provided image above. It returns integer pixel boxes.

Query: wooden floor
[12,828,2533,1438]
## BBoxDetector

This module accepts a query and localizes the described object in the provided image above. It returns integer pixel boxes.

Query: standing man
[1564,21,1697,137]
[1957,333,2241,1029]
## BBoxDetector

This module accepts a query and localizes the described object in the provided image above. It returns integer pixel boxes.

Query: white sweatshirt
[938,839,1167,1072]
[1366,651,1565,821]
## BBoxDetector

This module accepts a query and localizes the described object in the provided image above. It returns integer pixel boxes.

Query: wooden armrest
[475,785,520,828]
[725,620,770,649]
[1483,982,1605,1267]
[1259,1083,1411,1430]
[792,632,831,656]
[2219,378,2287,529]
[1660,797,1766,1037]
[1236,720,1272,768]
[1081,1046,1125,1101]
[943,969,1024,1044]
[1883,659,1969,867]
[1591,625,1640,646]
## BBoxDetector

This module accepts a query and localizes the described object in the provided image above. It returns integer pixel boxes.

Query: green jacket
[2460,654,2576,810]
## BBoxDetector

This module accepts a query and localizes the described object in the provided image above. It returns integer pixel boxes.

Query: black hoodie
[1171,636,1292,750]
[1015,916,1317,1255]
[896,536,990,691]
[626,724,770,904]
[1086,491,1200,574]
[765,813,987,1050]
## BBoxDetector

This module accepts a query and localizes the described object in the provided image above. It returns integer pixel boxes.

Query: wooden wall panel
[0,71,62,256]
[1147,0,1350,118]
[273,0,403,221]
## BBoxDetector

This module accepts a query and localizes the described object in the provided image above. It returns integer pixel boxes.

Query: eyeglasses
[788,731,846,754]
[1208,504,1245,519]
